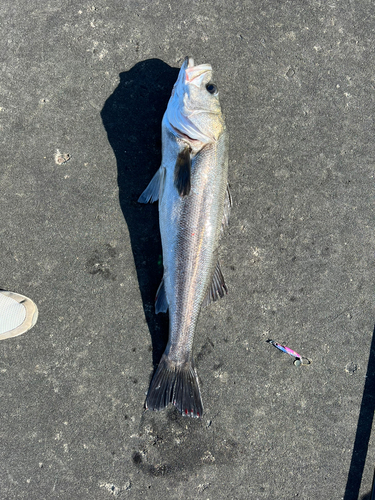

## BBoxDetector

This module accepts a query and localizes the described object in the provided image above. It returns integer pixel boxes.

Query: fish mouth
[186,56,194,68]
[182,56,196,69]
[183,56,212,87]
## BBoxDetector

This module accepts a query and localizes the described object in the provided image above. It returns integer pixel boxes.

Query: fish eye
[206,83,218,95]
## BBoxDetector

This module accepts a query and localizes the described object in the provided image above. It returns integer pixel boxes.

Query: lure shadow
[101,59,179,366]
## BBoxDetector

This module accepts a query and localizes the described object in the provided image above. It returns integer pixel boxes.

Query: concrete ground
[1,1,374,499]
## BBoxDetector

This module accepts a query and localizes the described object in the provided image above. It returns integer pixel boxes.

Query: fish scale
[163,138,227,359]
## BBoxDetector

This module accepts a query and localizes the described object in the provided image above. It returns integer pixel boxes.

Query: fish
[138,56,230,418]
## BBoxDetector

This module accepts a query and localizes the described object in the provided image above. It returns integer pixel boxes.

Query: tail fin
[145,355,203,418]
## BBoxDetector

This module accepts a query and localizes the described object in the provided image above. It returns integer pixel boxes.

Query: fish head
[165,56,225,145]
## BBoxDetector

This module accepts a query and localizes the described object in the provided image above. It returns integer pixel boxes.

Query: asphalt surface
[1,1,374,499]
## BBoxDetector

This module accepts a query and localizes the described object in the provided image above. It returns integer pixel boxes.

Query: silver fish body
[139,57,230,417]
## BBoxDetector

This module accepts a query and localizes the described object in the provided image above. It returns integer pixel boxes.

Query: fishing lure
[267,339,310,366]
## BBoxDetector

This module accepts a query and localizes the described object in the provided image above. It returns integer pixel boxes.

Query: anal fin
[202,261,228,307]
[155,277,168,314]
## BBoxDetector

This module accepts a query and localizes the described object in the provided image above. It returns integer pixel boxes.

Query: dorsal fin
[202,261,228,307]
[221,183,232,232]
[174,146,191,196]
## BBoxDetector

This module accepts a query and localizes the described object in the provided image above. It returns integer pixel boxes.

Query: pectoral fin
[174,146,191,196]
[202,261,228,307]
[138,167,165,203]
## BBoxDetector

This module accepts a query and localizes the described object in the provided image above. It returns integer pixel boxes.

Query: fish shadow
[101,59,179,366]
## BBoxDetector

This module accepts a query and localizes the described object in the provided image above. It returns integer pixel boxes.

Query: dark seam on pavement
[344,324,375,500]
